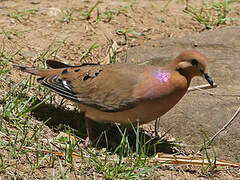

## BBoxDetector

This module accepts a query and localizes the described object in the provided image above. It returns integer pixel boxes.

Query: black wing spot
[95,72,99,76]
[74,69,80,72]
[83,69,102,81]
[83,75,91,81]
[94,69,102,77]
[62,69,68,74]
[83,70,91,81]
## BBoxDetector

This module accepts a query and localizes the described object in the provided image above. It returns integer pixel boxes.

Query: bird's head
[170,50,214,87]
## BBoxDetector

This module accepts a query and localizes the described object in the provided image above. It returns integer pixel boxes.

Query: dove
[14,50,214,143]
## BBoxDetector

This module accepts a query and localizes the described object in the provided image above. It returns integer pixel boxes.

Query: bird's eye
[191,59,198,66]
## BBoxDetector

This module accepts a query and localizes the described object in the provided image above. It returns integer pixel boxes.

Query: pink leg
[84,117,95,147]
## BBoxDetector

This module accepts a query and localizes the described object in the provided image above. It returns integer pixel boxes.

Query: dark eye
[191,59,198,66]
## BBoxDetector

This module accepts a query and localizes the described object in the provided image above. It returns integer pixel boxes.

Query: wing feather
[38,64,144,112]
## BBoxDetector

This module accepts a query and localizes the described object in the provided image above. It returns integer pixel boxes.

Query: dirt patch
[1,0,239,66]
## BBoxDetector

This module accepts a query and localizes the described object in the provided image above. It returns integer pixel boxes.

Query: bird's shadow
[31,99,178,156]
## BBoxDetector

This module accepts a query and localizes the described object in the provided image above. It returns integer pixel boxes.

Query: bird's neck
[166,62,194,88]
[176,68,193,88]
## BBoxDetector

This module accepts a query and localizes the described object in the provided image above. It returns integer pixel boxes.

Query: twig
[188,83,217,92]
[155,153,240,167]
[188,83,240,97]
[199,106,240,152]
[21,146,240,167]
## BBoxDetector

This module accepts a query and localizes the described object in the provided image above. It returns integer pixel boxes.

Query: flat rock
[120,26,240,161]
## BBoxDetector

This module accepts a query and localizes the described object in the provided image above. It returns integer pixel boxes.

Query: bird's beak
[203,72,214,87]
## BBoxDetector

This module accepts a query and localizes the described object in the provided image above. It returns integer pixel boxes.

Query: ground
[0,0,240,179]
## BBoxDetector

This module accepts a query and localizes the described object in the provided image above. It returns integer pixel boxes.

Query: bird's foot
[84,137,90,147]
[154,118,160,138]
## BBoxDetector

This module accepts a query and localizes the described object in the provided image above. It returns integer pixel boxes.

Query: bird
[14,50,214,144]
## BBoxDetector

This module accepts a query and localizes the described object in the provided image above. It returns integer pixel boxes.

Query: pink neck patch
[152,69,171,84]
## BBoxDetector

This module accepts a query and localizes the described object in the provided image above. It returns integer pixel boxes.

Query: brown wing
[46,60,99,69]
[40,63,145,112]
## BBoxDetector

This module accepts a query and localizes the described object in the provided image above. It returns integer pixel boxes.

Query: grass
[199,133,220,179]
[61,9,74,23]
[183,0,240,29]
[79,1,100,20]
[8,8,37,22]
[78,1,132,22]
[82,128,163,179]
[96,4,132,22]
[0,30,29,40]
[0,79,52,175]
[115,28,145,45]
[80,43,100,61]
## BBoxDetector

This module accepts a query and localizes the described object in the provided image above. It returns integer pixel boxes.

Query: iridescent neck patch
[152,69,171,84]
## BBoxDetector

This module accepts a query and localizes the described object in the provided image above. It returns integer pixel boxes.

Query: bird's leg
[84,117,95,147]
[154,118,160,137]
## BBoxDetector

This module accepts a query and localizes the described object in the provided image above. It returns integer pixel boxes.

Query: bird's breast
[134,68,181,99]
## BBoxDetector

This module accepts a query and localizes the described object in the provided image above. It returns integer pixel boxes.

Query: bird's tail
[13,64,63,77]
